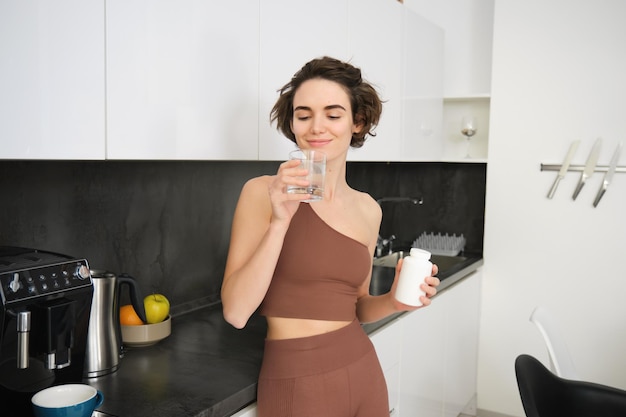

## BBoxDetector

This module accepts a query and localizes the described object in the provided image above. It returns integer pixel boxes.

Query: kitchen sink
[371,252,402,268]
[369,266,396,296]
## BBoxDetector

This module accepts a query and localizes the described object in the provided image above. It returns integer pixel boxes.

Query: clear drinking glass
[286,149,326,202]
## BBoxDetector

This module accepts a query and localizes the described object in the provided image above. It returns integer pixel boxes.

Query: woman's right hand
[268,158,313,222]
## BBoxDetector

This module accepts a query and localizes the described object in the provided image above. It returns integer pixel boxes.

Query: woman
[221,56,440,417]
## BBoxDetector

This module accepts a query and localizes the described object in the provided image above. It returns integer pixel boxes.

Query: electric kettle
[84,270,147,378]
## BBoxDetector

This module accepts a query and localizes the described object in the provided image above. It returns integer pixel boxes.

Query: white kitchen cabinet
[399,269,482,416]
[257,0,350,161]
[403,0,494,98]
[1,1,446,162]
[402,9,444,161]
[0,0,105,159]
[346,0,404,162]
[259,0,443,163]
[442,270,481,417]
[349,2,444,162]
[403,0,494,162]
[370,316,403,415]
[106,0,260,160]
[348,1,444,162]
[399,288,446,417]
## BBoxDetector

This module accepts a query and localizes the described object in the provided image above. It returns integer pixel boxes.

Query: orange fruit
[120,304,144,326]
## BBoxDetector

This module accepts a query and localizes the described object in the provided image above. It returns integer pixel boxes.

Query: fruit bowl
[121,316,171,347]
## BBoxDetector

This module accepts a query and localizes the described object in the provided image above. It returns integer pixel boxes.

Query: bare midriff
[265,317,353,340]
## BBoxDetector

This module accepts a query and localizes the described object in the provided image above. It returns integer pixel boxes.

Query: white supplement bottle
[394,248,432,306]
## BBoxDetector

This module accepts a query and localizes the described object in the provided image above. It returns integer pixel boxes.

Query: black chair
[515,354,626,417]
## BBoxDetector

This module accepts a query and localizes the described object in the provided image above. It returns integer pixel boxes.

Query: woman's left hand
[418,273,440,307]
[390,259,440,310]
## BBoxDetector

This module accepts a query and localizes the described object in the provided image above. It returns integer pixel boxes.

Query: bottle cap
[409,248,431,259]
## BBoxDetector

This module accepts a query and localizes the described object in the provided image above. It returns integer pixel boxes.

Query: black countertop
[86,255,483,417]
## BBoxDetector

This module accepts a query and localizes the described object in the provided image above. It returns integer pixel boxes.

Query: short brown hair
[270,56,383,148]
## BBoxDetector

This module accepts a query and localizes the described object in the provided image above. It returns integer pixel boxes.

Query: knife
[547,140,580,199]
[572,138,602,200]
[593,141,622,207]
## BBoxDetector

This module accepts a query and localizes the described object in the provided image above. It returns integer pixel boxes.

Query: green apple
[144,293,170,324]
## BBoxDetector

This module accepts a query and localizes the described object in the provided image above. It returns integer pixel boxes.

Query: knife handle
[547,176,562,199]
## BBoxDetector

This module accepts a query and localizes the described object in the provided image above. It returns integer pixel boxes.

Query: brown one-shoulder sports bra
[259,203,372,321]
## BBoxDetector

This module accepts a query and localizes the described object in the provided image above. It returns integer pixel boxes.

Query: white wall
[479,1,626,415]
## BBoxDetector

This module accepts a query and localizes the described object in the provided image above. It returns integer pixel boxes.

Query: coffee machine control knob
[75,265,90,280]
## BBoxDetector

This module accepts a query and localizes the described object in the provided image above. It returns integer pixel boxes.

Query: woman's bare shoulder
[239,175,273,200]
[243,174,273,189]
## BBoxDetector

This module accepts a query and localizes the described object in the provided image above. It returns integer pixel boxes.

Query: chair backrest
[515,354,560,417]
[515,354,626,417]
[529,306,578,380]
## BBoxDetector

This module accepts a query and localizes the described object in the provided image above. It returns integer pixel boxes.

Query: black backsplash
[0,160,485,314]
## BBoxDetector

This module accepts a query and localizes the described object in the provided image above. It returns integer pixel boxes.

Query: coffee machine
[0,246,93,416]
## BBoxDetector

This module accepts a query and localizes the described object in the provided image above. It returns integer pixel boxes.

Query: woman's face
[291,78,361,159]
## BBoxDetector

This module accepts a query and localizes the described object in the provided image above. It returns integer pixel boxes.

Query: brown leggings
[257,319,389,417]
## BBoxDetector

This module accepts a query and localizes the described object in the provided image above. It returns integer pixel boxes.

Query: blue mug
[31,384,104,417]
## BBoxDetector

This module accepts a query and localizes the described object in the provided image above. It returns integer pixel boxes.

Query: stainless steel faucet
[376,234,396,258]
[375,196,423,257]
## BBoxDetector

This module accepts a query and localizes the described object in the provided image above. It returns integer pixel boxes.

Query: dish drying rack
[412,232,466,257]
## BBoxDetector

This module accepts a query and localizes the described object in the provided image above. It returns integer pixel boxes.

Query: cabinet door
[106,0,259,160]
[258,0,349,161]
[399,297,445,417]
[401,9,444,161]
[442,270,481,417]
[346,0,404,162]
[0,0,105,159]
[370,318,402,415]
[403,0,493,98]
